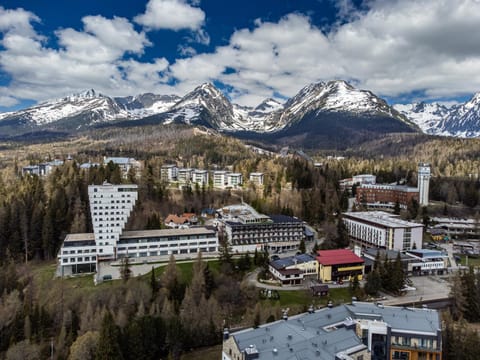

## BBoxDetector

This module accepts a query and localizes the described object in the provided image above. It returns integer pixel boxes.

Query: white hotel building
[343,211,423,251]
[58,183,218,276]
[89,183,138,260]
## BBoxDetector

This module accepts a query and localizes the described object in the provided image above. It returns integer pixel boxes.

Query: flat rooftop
[343,211,423,229]
[64,226,216,243]
[230,303,440,360]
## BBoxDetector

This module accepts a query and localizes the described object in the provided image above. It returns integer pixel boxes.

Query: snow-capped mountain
[394,102,450,135]
[167,83,253,130]
[0,89,130,127]
[115,93,180,117]
[0,80,417,142]
[263,80,409,131]
[395,93,480,138]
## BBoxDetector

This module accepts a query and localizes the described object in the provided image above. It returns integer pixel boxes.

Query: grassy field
[263,287,352,308]
[458,255,480,267]
[149,259,222,283]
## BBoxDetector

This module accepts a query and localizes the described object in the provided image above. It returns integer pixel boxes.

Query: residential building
[213,170,229,189]
[165,213,198,228]
[343,211,423,251]
[356,183,419,209]
[317,249,364,283]
[103,157,141,178]
[219,204,306,253]
[88,183,138,260]
[249,172,264,186]
[80,162,100,169]
[339,174,376,192]
[22,165,40,176]
[177,168,194,184]
[418,163,431,206]
[222,302,442,360]
[22,159,64,177]
[161,164,178,182]
[227,173,243,188]
[192,169,209,186]
[269,254,318,285]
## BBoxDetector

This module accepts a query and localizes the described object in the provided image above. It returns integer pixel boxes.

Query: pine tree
[335,216,350,248]
[120,257,132,283]
[364,268,382,296]
[393,201,401,215]
[449,271,467,320]
[298,239,306,254]
[96,312,123,360]
[150,266,157,296]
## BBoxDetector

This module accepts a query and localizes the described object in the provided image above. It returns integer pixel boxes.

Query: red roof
[317,249,364,266]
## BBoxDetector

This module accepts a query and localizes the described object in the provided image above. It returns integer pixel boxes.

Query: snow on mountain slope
[6,80,476,139]
[116,93,180,118]
[396,93,480,138]
[394,102,450,135]
[263,80,407,132]
[23,90,131,125]
[437,93,480,137]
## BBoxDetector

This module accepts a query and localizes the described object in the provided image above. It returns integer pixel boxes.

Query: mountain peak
[73,89,102,99]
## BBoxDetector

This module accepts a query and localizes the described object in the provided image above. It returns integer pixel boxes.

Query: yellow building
[317,249,364,283]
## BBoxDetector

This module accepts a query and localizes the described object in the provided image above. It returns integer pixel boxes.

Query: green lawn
[264,287,352,308]
[458,255,480,267]
[150,259,221,283]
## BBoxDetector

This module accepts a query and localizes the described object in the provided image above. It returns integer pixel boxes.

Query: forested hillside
[0,128,480,359]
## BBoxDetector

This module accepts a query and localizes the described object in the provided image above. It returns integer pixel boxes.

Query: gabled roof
[165,214,189,224]
[317,249,364,266]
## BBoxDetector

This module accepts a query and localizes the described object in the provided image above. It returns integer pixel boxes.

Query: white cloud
[0,11,170,104]
[0,95,19,107]
[0,6,40,38]
[168,0,480,106]
[57,15,150,63]
[134,0,205,31]
[2,0,480,110]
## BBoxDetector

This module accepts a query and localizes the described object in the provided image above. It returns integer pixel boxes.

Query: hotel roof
[63,227,215,243]
[229,303,441,360]
[343,211,423,229]
[317,249,364,266]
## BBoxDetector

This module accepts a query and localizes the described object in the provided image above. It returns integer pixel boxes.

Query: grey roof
[346,303,441,335]
[270,254,316,270]
[406,249,447,259]
[269,215,303,224]
[230,302,441,359]
[343,211,423,229]
[104,157,133,164]
[363,248,411,261]
[232,307,365,360]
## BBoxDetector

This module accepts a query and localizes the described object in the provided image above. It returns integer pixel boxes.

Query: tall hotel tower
[88,182,138,260]
[418,163,431,206]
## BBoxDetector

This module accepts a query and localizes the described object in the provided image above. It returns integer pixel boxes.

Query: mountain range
[394,94,480,138]
[0,80,479,146]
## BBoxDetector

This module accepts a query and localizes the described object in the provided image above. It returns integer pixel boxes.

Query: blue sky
[0,0,479,111]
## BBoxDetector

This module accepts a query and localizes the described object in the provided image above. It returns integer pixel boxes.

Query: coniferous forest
[0,129,480,359]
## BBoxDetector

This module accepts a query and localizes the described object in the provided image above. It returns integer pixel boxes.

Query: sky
[1,0,480,112]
